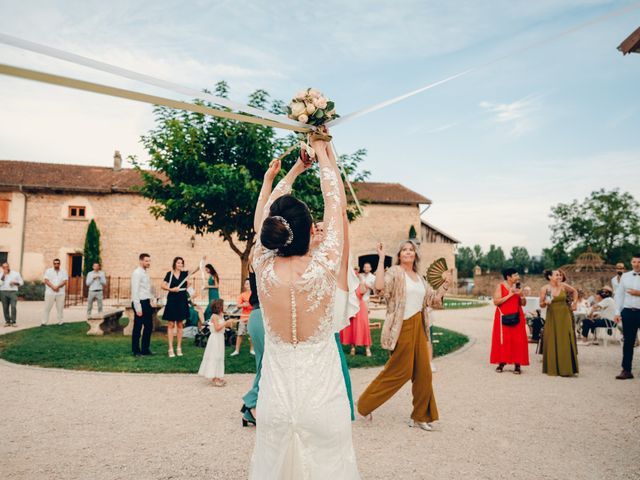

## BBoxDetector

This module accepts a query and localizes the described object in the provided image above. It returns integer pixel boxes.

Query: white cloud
[479,93,543,136]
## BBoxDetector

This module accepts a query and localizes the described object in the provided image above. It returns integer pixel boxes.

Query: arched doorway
[358,254,392,272]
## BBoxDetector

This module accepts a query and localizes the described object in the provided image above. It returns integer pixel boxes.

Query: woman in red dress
[340,271,372,356]
[490,268,529,374]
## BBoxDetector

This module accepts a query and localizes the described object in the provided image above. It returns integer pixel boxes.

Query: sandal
[168,349,176,358]
[350,347,356,356]
[495,363,505,373]
[365,348,372,357]
[514,365,522,375]
[176,348,183,357]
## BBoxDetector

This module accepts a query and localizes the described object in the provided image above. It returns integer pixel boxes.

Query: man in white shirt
[0,262,24,327]
[611,262,625,296]
[361,262,376,305]
[42,258,68,325]
[614,253,640,380]
[131,253,154,356]
[85,262,107,315]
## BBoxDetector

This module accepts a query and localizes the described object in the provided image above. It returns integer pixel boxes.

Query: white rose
[290,101,306,117]
[305,102,316,115]
[298,114,309,123]
[326,109,336,117]
[313,96,328,109]
[295,90,306,100]
[308,88,321,99]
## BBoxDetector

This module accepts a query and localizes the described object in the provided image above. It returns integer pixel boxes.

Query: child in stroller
[195,301,241,348]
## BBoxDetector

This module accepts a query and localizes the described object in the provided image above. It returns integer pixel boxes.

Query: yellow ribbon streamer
[0,64,311,133]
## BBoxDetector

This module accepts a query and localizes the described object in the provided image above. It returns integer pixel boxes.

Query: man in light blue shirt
[1,262,24,327]
[86,262,107,315]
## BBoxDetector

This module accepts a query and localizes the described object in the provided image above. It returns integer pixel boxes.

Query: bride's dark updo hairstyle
[260,194,313,257]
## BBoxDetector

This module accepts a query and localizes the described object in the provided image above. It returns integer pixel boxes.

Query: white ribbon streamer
[328,0,640,127]
[0,32,305,129]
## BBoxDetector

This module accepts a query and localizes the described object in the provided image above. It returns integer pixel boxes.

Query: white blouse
[403,273,426,320]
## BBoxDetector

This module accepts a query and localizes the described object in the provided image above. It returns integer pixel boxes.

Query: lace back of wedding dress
[253,166,343,346]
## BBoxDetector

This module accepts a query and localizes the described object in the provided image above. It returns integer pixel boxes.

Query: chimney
[113,150,122,171]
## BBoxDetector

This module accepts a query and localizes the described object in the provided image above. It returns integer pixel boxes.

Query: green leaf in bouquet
[313,109,324,119]
[326,101,335,111]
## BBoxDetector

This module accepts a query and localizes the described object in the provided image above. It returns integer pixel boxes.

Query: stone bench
[121,305,164,336]
[86,309,125,336]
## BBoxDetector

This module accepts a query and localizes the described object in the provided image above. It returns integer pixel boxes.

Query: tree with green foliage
[455,246,475,278]
[508,246,530,273]
[134,82,369,283]
[83,219,101,275]
[549,188,640,264]
[484,244,506,273]
[408,225,417,239]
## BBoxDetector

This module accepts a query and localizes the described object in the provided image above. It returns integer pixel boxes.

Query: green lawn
[0,317,468,374]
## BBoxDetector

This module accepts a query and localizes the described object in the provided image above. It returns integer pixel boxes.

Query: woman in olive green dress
[539,270,579,377]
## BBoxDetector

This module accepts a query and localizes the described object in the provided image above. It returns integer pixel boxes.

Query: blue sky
[1,0,639,255]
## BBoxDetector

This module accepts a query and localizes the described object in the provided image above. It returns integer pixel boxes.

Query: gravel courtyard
[1,303,639,479]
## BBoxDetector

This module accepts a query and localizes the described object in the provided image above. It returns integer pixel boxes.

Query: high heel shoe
[241,405,257,427]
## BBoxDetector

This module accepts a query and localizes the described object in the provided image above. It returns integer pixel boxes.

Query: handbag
[499,308,520,326]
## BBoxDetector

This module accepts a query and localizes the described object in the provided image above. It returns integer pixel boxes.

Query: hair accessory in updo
[271,215,294,246]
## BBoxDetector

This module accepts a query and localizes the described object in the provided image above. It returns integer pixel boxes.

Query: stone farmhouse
[0,155,458,299]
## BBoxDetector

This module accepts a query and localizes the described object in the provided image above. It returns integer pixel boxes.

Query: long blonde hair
[395,239,421,273]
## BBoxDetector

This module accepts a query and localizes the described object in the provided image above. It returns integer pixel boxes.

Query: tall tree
[508,246,530,272]
[549,188,640,264]
[484,244,506,273]
[134,82,369,283]
[83,219,101,275]
[455,246,475,278]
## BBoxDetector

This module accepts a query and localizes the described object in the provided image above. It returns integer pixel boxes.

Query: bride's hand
[264,159,281,181]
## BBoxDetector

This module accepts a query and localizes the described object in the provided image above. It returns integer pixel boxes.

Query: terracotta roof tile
[0,160,431,204]
[0,160,145,193]
[351,182,431,205]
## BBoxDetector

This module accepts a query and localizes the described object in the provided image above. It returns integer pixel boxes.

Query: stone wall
[0,192,26,268]
[16,191,458,297]
[472,271,618,297]
[22,192,243,291]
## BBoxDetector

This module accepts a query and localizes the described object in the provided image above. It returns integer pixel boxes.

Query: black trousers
[621,308,640,372]
[531,316,543,341]
[581,318,615,338]
[132,299,153,355]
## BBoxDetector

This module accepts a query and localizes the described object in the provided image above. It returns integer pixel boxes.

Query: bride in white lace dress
[249,137,360,480]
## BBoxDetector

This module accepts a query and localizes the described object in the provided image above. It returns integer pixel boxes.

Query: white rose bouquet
[287,88,337,164]
[287,88,337,128]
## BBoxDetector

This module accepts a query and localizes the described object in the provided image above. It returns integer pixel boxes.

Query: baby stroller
[194,319,211,348]
[223,305,240,347]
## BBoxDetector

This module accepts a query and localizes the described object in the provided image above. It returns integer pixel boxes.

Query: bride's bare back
[254,164,344,345]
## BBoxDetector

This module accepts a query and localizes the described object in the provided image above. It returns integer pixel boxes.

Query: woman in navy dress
[162,257,190,357]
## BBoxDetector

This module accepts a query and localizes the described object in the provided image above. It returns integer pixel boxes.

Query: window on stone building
[0,252,7,264]
[68,205,86,218]
[0,198,10,224]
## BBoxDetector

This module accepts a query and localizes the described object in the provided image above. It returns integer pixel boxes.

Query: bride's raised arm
[254,157,309,235]
[325,143,349,288]
[311,137,344,274]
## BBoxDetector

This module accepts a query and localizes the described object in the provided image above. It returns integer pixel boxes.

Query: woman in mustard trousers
[357,240,451,431]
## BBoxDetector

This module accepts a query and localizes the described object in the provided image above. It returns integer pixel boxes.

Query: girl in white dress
[198,299,233,387]
[249,134,360,480]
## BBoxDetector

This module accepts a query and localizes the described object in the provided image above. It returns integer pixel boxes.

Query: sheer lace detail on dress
[253,167,343,346]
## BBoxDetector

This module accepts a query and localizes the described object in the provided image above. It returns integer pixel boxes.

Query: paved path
[1,304,639,479]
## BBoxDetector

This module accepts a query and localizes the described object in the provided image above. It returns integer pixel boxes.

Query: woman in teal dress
[539,269,579,377]
[203,264,220,320]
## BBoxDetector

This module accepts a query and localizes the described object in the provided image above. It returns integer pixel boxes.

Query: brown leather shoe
[615,370,634,380]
